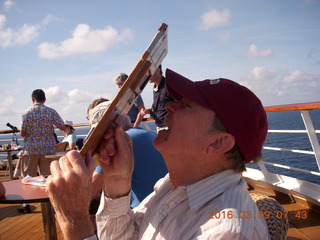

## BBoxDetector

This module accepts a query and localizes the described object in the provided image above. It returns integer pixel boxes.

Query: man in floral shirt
[20,89,66,177]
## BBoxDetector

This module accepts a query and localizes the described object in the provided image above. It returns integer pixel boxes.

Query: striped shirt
[96,169,270,240]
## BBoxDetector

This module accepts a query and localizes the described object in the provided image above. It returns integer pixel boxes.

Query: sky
[0,0,319,130]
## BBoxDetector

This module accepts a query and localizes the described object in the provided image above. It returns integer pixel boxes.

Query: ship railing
[259,101,320,181]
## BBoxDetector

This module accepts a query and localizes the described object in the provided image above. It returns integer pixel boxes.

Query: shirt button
[164,204,169,209]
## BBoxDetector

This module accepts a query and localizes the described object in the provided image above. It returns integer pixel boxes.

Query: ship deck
[0,170,63,240]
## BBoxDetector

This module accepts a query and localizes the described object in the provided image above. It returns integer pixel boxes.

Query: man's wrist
[103,177,131,199]
[58,215,94,240]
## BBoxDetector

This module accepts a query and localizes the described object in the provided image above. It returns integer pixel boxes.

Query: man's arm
[46,151,95,239]
[20,129,26,138]
[59,124,67,132]
[133,106,145,127]
[46,126,136,239]
[98,126,134,199]
[92,171,104,198]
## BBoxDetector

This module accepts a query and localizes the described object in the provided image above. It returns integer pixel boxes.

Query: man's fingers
[114,126,132,155]
[85,151,95,174]
[65,150,87,173]
[50,160,61,176]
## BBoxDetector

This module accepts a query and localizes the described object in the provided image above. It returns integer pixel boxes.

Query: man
[46,69,270,239]
[87,98,167,208]
[20,89,66,177]
[115,73,145,127]
[142,65,174,131]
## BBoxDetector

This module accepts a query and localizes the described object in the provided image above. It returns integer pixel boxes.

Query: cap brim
[166,68,211,110]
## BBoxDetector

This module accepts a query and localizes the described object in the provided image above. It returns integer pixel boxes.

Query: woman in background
[62,120,77,151]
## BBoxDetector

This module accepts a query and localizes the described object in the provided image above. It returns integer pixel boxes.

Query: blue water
[247,109,320,185]
[1,110,320,184]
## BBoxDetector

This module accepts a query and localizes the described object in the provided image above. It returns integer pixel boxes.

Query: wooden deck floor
[0,170,63,240]
[247,181,320,240]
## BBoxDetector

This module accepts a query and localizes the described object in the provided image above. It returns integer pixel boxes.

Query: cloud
[42,86,104,124]
[38,24,133,59]
[240,66,320,105]
[240,66,279,104]
[248,66,278,81]
[0,14,40,48]
[44,86,99,106]
[199,8,231,30]
[3,0,15,11]
[42,14,61,26]
[44,86,68,104]
[246,44,272,58]
[0,95,15,117]
[278,70,320,102]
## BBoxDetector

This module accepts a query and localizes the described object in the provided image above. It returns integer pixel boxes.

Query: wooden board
[80,23,168,157]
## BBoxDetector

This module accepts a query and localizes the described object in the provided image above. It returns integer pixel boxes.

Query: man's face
[117,82,124,89]
[154,97,216,156]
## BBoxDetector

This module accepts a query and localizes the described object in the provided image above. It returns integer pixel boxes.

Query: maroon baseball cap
[165,68,268,163]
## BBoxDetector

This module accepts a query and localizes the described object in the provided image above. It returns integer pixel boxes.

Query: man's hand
[98,125,134,199]
[46,150,95,239]
[140,108,150,117]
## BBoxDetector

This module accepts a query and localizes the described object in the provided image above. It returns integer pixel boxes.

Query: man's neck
[164,154,227,189]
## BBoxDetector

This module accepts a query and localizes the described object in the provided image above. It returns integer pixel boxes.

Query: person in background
[13,131,58,179]
[46,68,270,239]
[62,120,77,151]
[87,98,167,208]
[0,182,5,197]
[20,89,66,177]
[141,65,174,131]
[115,73,146,127]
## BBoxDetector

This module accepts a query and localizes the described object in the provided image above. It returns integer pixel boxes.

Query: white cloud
[0,14,40,48]
[3,0,15,11]
[283,70,303,84]
[240,66,280,104]
[44,86,68,104]
[38,24,133,59]
[42,86,104,124]
[199,8,231,30]
[0,15,5,29]
[240,66,320,105]
[278,70,320,102]
[246,44,272,58]
[43,86,101,110]
[67,89,94,105]
[0,95,15,117]
[248,66,278,81]
[42,14,61,25]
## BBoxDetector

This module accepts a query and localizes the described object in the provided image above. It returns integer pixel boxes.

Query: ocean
[1,109,320,185]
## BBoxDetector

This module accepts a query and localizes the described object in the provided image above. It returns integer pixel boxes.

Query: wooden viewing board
[80,23,168,157]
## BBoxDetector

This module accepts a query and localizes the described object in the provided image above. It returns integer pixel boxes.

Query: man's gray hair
[114,73,128,85]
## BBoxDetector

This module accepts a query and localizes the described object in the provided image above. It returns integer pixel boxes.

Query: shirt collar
[33,102,44,106]
[153,76,165,92]
[186,169,242,212]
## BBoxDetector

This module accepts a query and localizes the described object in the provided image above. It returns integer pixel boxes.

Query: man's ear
[206,133,235,156]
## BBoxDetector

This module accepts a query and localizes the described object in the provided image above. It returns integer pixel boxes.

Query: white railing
[259,102,320,181]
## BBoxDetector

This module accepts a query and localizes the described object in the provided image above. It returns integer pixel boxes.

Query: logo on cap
[210,79,220,85]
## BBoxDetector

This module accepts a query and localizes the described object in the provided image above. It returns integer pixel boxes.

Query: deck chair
[250,193,289,240]
[55,142,68,153]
